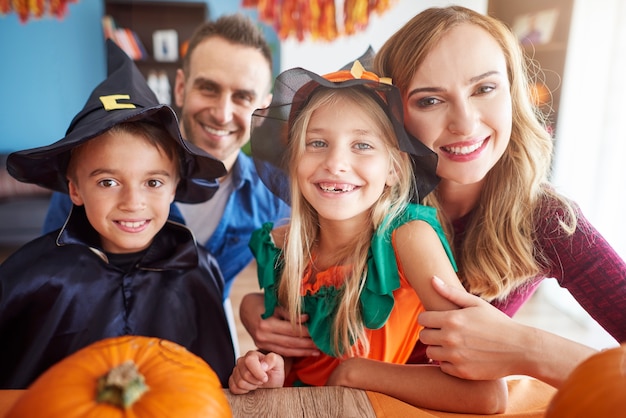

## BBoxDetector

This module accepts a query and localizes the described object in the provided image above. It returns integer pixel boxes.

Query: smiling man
[170,14,290,298]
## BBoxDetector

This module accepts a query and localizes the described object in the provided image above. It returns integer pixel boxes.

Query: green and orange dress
[249,203,457,387]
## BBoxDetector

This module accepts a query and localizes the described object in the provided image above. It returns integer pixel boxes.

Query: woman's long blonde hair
[374,6,577,300]
[279,87,415,356]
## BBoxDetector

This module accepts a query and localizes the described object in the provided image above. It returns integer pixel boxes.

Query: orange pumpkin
[545,343,626,418]
[6,335,232,417]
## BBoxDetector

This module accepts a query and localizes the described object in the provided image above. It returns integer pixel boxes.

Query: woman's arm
[418,277,599,388]
[239,292,320,357]
[327,358,507,414]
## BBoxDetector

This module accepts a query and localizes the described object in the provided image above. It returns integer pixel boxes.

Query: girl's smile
[296,96,394,223]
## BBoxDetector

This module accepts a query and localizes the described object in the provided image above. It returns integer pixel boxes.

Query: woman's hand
[239,293,320,357]
[418,277,598,387]
[228,351,286,394]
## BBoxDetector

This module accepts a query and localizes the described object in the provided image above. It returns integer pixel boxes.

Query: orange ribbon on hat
[323,60,392,85]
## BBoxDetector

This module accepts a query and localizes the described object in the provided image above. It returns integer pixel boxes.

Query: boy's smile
[67,131,178,254]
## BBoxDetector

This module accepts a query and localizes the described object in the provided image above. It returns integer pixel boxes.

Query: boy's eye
[147,179,164,188]
[98,179,118,188]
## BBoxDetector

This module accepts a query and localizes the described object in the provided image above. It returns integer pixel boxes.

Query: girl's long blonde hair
[279,87,415,356]
[374,6,577,300]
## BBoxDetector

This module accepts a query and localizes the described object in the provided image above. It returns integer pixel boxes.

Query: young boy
[0,40,235,389]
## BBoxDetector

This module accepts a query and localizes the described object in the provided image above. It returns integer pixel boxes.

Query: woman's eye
[98,179,118,188]
[476,84,495,95]
[147,179,164,188]
[416,96,442,108]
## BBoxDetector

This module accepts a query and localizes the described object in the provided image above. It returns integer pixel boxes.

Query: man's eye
[235,93,254,104]
[200,84,217,94]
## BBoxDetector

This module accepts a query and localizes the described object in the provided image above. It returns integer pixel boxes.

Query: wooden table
[0,387,375,417]
[0,378,556,417]
[224,386,376,418]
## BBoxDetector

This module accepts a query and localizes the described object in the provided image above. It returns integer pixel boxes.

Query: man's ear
[68,178,84,206]
[261,92,273,109]
[174,68,186,109]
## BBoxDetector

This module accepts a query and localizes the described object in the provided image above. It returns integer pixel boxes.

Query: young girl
[229,63,507,414]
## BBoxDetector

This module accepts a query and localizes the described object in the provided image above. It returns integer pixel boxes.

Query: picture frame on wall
[512,8,560,46]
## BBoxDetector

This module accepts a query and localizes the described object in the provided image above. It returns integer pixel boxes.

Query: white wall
[553,0,626,260]
[279,0,487,73]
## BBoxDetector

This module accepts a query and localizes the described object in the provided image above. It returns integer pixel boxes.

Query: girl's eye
[147,179,164,188]
[354,142,373,150]
[98,179,118,188]
[306,140,326,148]
[416,96,442,108]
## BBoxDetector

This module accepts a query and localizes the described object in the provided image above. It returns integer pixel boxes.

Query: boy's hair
[67,121,180,183]
[374,5,577,299]
[183,13,273,77]
[279,87,414,356]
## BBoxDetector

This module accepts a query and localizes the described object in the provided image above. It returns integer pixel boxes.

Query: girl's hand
[228,351,286,394]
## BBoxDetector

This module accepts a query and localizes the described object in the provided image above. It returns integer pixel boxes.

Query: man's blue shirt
[43,152,290,299]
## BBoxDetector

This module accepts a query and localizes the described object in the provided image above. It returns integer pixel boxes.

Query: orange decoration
[6,336,232,418]
[243,0,396,42]
[1,0,78,23]
[545,344,626,418]
[180,39,189,59]
[530,81,551,106]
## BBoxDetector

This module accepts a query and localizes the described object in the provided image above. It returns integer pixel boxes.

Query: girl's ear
[385,164,400,187]
[68,178,84,206]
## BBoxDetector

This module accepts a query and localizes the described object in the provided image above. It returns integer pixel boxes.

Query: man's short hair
[183,13,273,75]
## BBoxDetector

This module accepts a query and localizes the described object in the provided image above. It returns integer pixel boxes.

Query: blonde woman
[372,5,626,388]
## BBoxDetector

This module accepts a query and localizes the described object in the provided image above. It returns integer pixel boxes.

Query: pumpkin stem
[96,360,149,409]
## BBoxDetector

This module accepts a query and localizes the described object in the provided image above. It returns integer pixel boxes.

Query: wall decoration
[242,0,396,42]
[0,0,79,23]
[511,8,560,46]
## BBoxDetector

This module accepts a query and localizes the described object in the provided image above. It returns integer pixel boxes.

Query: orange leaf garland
[242,0,395,41]
[1,0,77,23]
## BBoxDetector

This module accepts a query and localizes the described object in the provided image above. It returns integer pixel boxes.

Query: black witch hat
[7,39,226,203]
[249,57,439,206]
